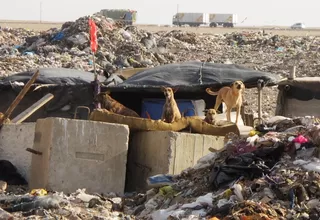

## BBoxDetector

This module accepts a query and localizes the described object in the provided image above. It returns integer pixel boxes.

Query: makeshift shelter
[0,62,281,124]
[108,61,281,119]
[0,68,106,122]
[276,77,320,117]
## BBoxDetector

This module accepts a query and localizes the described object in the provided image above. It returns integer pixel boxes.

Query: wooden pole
[257,87,262,124]
[257,79,265,125]
[11,93,54,124]
[0,70,40,125]
[288,66,296,80]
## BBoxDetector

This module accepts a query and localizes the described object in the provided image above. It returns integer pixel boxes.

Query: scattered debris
[1,115,320,219]
[2,13,320,220]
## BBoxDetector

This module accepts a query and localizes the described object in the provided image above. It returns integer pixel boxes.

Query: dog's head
[161,86,177,99]
[204,109,217,123]
[231,81,245,92]
[94,91,111,103]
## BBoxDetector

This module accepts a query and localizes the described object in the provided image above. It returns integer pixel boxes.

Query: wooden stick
[11,93,54,124]
[1,70,40,125]
[26,148,42,155]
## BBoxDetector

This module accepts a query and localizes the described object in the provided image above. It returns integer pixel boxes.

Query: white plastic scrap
[74,189,99,203]
[232,184,244,202]
[293,159,320,173]
[151,209,186,220]
[181,193,213,209]
[192,153,218,170]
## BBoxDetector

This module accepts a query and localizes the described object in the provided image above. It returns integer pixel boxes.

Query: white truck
[209,13,237,27]
[172,13,209,27]
[172,12,237,28]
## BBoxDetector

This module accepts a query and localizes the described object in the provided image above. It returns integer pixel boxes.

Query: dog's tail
[206,88,219,96]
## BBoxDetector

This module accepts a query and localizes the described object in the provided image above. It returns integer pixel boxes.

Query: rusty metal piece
[26,148,42,155]
[74,106,91,120]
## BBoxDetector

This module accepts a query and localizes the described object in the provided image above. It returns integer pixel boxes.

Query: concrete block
[127,131,224,191]
[0,123,35,182]
[29,118,129,194]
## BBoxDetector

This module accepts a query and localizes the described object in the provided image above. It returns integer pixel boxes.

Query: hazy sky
[1,0,319,27]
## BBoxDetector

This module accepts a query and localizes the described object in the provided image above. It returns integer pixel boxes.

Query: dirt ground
[1,20,320,36]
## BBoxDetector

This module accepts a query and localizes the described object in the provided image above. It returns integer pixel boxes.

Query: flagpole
[89,17,101,109]
[93,52,97,80]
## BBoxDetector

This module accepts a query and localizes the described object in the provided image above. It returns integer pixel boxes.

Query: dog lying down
[94,91,140,118]
[203,109,233,126]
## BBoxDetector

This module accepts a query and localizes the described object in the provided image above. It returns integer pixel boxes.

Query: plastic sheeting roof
[0,68,106,86]
[109,61,282,92]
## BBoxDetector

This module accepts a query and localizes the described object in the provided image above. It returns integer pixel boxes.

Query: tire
[210,22,217,27]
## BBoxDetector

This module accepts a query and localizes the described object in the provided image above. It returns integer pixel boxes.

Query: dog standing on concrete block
[94,91,140,118]
[206,80,245,124]
[161,86,181,123]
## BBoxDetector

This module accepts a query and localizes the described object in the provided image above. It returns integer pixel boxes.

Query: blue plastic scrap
[147,174,174,187]
[52,32,65,41]
[289,188,295,209]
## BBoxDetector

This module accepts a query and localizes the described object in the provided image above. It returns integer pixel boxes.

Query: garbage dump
[1,14,320,117]
[1,115,320,219]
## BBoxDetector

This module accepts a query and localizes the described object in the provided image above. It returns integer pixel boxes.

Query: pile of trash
[0,187,135,219]
[1,14,320,79]
[3,116,320,219]
[124,115,320,219]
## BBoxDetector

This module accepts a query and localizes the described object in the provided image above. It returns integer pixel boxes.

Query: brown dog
[94,91,140,117]
[203,109,217,125]
[206,80,245,124]
[161,87,181,123]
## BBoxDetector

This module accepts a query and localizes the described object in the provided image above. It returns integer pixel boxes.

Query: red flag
[88,18,98,53]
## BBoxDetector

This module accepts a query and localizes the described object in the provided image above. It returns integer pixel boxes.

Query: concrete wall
[127,131,224,191]
[284,99,320,118]
[29,118,129,195]
[0,123,35,182]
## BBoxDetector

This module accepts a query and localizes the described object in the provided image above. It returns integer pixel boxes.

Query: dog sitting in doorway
[161,86,181,123]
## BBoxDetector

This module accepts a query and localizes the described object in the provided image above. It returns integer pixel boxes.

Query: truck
[100,9,137,25]
[172,12,237,28]
[172,13,210,27]
[209,13,237,27]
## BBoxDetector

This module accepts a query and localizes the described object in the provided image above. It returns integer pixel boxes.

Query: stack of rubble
[2,116,320,219]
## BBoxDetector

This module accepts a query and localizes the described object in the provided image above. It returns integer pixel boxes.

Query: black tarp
[0,68,106,86]
[108,61,282,92]
[0,68,101,122]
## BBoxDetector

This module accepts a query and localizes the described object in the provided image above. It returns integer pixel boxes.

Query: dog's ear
[230,82,234,87]
[161,86,166,92]
[203,109,209,114]
[172,87,179,93]
[242,82,246,90]
[105,90,111,95]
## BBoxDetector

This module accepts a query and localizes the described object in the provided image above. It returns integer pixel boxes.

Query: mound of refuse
[1,13,320,80]
[1,14,320,118]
